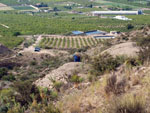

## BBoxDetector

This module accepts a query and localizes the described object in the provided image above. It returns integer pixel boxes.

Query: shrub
[0,105,8,113]
[14,81,41,106]
[31,103,60,113]
[106,94,146,113]
[42,104,61,113]
[13,32,21,36]
[88,74,97,82]
[41,57,64,69]
[0,88,16,112]
[91,53,121,75]
[104,75,126,95]
[50,91,58,100]
[7,104,24,113]
[30,61,37,66]
[125,58,141,67]
[127,24,134,30]
[0,67,8,79]
[70,75,84,83]
[53,81,63,91]
[2,74,16,81]
[133,36,150,63]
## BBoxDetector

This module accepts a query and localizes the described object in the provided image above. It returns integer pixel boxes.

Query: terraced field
[38,36,101,49]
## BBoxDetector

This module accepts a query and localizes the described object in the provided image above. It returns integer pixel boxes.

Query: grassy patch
[0,36,24,48]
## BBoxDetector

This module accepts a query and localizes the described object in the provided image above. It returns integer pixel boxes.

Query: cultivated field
[38,36,101,49]
[0,3,13,10]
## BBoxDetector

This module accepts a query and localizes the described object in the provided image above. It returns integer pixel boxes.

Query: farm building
[93,35,115,39]
[85,30,106,35]
[91,10,143,16]
[72,31,84,35]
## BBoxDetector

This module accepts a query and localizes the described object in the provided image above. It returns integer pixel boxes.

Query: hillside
[1,0,150,112]
[1,25,150,113]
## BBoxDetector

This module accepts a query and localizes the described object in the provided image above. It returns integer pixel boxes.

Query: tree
[13,32,21,36]
[127,24,134,30]
[53,7,59,11]
[0,68,8,79]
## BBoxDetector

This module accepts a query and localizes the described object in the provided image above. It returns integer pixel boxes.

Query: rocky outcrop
[35,62,87,89]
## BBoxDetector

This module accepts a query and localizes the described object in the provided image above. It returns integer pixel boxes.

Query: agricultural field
[1,11,150,36]
[38,36,101,49]
[0,36,24,48]
[95,0,141,9]
[0,0,93,6]
[143,10,150,14]
[0,3,13,10]
[0,10,150,48]
[104,0,150,8]
[12,6,34,10]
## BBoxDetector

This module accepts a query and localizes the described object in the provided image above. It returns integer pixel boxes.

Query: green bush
[13,32,21,36]
[91,53,121,75]
[53,81,63,91]
[2,74,16,81]
[43,104,61,113]
[50,91,58,100]
[133,36,150,63]
[0,105,8,113]
[70,75,84,83]
[0,68,8,79]
[14,81,41,106]
[127,24,134,30]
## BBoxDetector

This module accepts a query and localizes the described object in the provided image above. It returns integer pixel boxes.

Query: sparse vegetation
[104,74,126,95]
[1,0,150,112]
[70,75,84,83]
[91,53,124,75]
[134,36,150,63]
[106,94,146,113]
[0,67,8,79]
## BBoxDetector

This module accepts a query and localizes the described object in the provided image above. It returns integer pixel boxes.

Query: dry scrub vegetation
[1,26,150,113]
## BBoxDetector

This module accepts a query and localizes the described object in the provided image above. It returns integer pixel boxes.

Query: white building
[113,16,132,21]
[91,10,142,16]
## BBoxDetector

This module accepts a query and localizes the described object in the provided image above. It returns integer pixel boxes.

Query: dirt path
[19,35,55,56]
[19,35,69,56]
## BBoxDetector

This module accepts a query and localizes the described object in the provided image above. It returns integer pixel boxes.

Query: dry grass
[56,81,105,113]
[106,94,146,113]
[104,74,126,95]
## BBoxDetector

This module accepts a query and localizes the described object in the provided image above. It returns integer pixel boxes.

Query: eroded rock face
[35,62,87,89]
